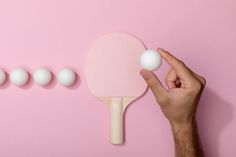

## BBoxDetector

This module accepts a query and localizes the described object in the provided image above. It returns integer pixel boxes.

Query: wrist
[170,117,196,132]
[170,117,204,157]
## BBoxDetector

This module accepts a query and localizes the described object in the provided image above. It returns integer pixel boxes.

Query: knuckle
[147,77,156,87]
[199,76,206,86]
[193,73,206,86]
[193,80,204,91]
[178,60,190,71]
[187,79,205,95]
[177,60,185,67]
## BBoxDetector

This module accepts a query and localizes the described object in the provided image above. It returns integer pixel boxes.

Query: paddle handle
[110,97,124,144]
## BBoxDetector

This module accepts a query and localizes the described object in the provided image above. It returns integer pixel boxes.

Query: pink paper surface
[0,0,235,157]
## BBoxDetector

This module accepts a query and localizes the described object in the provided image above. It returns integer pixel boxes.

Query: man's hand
[140,48,206,157]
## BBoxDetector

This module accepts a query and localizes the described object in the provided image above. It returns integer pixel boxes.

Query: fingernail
[157,48,165,52]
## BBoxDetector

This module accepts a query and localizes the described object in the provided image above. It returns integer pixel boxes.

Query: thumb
[140,69,167,100]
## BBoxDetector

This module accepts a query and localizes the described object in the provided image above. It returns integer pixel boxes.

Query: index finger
[157,48,194,80]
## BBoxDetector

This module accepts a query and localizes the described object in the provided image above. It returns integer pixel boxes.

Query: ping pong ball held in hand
[140,49,162,71]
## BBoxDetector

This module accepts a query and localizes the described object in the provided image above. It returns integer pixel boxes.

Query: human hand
[140,48,206,127]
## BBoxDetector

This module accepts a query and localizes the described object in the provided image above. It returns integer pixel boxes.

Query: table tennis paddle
[85,32,147,144]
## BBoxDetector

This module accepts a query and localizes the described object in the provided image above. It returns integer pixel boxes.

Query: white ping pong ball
[0,69,7,85]
[10,68,29,86]
[33,68,52,86]
[140,49,162,71]
[58,68,76,86]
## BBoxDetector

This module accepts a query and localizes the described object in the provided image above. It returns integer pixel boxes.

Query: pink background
[0,0,235,157]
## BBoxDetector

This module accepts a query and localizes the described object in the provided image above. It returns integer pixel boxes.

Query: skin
[140,48,206,157]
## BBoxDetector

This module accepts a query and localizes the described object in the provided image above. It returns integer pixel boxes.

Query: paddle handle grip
[110,98,124,144]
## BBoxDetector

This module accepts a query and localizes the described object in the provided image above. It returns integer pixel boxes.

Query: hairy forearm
[171,119,205,157]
